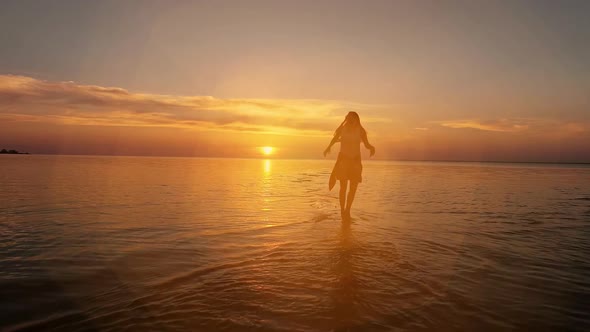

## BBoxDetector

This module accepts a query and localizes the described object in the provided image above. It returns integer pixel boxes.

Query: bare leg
[339,180,348,218]
[345,181,358,217]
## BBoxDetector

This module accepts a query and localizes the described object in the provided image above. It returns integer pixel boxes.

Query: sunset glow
[260,146,275,156]
[2,2,590,331]
[0,2,588,162]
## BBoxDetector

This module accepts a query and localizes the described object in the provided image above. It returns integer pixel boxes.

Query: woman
[324,112,375,220]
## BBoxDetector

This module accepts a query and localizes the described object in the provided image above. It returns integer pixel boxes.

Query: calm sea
[1,155,589,331]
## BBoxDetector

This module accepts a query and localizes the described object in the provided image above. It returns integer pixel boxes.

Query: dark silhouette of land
[0,148,29,154]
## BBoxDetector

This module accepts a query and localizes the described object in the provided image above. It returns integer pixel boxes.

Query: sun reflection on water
[263,159,272,174]
[261,159,273,222]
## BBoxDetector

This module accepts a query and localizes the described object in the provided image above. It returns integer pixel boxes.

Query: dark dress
[328,126,363,190]
[333,152,362,183]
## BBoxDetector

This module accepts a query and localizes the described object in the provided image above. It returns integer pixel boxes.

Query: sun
[260,146,274,156]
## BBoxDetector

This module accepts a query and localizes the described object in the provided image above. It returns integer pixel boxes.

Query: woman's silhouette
[324,112,375,220]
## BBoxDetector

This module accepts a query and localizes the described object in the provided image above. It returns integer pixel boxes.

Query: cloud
[432,117,590,143]
[0,75,391,136]
[436,119,529,132]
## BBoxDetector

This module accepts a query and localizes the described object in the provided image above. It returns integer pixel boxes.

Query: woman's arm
[361,129,375,157]
[323,129,342,157]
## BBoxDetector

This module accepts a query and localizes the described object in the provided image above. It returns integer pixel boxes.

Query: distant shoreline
[0,149,29,155]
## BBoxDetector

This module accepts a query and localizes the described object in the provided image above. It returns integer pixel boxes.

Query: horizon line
[4,152,590,165]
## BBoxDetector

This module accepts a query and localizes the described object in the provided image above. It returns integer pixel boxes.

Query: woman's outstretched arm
[361,129,376,156]
[323,129,342,157]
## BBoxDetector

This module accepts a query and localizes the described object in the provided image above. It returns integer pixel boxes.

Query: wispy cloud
[432,117,590,141]
[436,119,529,132]
[0,75,391,136]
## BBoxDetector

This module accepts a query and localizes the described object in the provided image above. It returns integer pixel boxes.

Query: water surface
[1,155,589,331]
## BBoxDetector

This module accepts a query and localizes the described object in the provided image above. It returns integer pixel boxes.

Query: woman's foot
[341,209,351,220]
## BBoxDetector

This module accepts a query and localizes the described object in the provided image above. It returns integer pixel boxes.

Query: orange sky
[0,75,588,162]
[1,1,589,162]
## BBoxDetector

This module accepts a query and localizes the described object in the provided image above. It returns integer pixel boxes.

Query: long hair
[333,111,366,137]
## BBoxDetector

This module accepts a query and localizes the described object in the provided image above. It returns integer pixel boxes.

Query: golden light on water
[263,159,272,174]
[260,146,275,156]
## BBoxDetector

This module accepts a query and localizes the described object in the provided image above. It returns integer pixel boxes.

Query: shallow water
[1,155,589,331]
